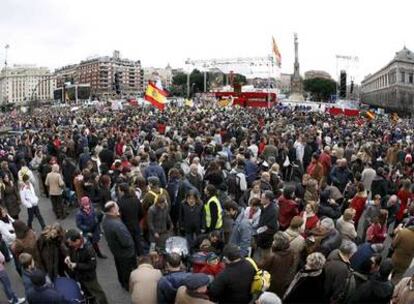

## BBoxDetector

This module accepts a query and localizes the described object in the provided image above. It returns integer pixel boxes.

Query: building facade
[361,47,414,113]
[0,65,56,105]
[143,65,173,88]
[55,50,144,99]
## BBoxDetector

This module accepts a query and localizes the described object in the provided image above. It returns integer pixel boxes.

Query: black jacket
[349,274,394,304]
[256,202,279,249]
[209,258,255,304]
[179,201,203,233]
[118,193,143,234]
[99,148,115,168]
[319,229,342,257]
[284,268,327,303]
[371,175,388,200]
[68,243,97,282]
[324,249,354,303]
[102,215,135,258]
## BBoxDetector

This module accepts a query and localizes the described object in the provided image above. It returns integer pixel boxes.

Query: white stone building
[0,65,56,105]
[361,47,414,113]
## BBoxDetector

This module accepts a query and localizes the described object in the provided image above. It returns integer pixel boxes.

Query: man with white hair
[324,240,358,303]
[45,164,65,219]
[256,292,281,304]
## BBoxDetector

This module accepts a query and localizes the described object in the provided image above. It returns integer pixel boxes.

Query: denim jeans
[27,206,46,230]
[0,270,18,303]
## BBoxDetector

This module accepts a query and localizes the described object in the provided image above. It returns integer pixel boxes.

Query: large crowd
[0,102,413,303]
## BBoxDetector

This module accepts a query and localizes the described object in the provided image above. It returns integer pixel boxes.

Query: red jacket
[366,223,387,244]
[319,152,332,176]
[278,196,299,230]
[350,195,367,224]
[397,189,412,222]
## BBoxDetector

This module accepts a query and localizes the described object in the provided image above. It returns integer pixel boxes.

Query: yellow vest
[204,196,223,230]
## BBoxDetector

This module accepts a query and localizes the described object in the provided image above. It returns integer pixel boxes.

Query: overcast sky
[1,0,413,83]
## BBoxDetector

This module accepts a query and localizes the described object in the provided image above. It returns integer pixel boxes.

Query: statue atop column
[289,33,304,101]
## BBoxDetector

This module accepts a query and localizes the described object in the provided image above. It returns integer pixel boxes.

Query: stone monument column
[289,33,304,101]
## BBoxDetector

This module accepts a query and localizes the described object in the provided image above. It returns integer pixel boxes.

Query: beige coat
[129,264,162,304]
[283,228,305,271]
[336,216,357,241]
[392,228,414,278]
[45,172,64,196]
[392,277,414,304]
[175,286,214,304]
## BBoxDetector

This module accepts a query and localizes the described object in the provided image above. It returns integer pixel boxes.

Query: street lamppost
[3,44,10,105]
[29,76,52,113]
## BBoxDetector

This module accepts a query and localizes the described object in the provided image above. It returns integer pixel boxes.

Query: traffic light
[339,70,347,98]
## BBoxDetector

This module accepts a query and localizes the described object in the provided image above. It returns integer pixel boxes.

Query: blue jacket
[157,271,190,304]
[144,162,167,188]
[22,270,34,296]
[27,285,66,304]
[229,208,252,257]
[350,243,375,272]
[76,209,101,244]
[244,159,258,184]
[329,166,352,191]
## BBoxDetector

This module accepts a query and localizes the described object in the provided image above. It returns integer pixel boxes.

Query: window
[410,73,413,84]
[401,72,405,83]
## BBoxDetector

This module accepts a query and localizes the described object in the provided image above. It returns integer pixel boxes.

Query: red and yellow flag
[144,82,168,110]
[272,36,282,67]
[366,111,375,120]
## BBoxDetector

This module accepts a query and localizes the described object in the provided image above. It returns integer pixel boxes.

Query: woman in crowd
[11,220,41,268]
[366,209,389,244]
[349,182,368,227]
[76,196,106,258]
[300,202,319,236]
[1,174,21,220]
[260,232,296,297]
[283,252,327,303]
[179,190,203,249]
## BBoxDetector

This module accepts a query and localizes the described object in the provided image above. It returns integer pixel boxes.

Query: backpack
[337,268,356,303]
[246,257,271,294]
[227,172,242,202]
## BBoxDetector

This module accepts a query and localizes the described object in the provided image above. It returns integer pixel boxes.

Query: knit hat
[206,252,219,263]
[148,176,160,186]
[184,273,210,291]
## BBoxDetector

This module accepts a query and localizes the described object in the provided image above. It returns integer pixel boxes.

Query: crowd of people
[0,102,413,303]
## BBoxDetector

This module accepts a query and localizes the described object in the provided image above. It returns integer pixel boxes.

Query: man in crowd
[102,201,137,291]
[65,228,108,304]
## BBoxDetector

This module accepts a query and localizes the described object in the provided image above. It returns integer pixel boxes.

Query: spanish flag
[272,36,282,67]
[144,82,168,110]
[366,111,375,120]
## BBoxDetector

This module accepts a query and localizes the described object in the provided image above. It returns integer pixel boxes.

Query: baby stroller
[165,236,190,268]
[54,277,93,304]
[165,236,189,257]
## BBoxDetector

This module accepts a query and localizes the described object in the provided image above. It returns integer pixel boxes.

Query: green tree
[303,78,337,102]
[233,73,247,86]
[170,69,208,97]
